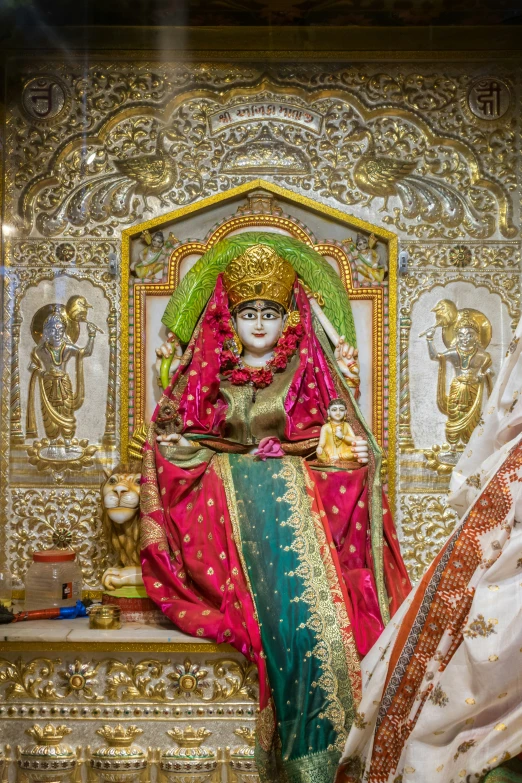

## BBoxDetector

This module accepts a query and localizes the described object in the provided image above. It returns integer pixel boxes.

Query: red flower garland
[220,321,305,390]
[206,298,305,390]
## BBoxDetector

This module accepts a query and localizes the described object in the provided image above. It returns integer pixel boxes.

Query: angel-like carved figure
[131,229,178,283]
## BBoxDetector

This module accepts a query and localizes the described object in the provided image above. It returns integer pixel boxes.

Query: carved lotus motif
[449,245,473,267]
[168,659,210,698]
[57,659,101,700]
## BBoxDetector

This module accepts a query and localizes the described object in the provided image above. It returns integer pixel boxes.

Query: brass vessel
[90,725,147,783]
[88,604,122,630]
[18,724,76,783]
[160,726,217,783]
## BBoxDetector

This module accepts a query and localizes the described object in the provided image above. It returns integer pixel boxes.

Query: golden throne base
[0,618,259,782]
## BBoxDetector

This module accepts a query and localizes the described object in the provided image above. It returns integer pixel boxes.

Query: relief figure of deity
[131,229,177,283]
[26,297,99,454]
[425,300,493,449]
[343,232,387,285]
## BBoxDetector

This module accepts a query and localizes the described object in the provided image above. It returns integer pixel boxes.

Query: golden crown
[456,314,480,333]
[222,244,296,311]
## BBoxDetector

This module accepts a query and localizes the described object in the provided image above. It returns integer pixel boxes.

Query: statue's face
[234,301,284,355]
[457,327,477,350]
[151,233,164,250]
[44,317,66,345]
[329,402,347,423]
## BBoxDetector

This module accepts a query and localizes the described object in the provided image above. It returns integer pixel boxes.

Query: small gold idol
[316,398,356,464]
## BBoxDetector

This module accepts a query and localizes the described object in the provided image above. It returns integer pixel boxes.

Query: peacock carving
[347,123,492,237]
[35,129,179,236]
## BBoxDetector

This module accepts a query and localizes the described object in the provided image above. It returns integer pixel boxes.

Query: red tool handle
[11,608,61,623]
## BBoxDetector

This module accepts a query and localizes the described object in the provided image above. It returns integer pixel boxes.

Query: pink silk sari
[140,277,410,753]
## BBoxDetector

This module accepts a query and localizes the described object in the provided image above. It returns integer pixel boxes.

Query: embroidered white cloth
[336,316,522,783]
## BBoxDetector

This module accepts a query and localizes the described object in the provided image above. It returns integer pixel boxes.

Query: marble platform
[0,617,228,650]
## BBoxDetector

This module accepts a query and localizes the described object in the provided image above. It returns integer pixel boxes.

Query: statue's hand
[87,323,97,337]
[155,332,182,378]
[156,432,192,448]
[351,437,369,464]
[102,566,143,591]
[335,426,344,439]
[425,328,436,340]
[335,336,360,379]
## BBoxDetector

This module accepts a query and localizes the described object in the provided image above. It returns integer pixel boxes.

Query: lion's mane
[101,462,141,569]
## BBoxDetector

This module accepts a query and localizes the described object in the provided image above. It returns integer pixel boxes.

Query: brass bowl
[88,604,122,630]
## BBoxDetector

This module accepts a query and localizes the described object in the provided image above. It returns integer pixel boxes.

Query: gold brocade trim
[140,482,163,515]
[257,702,276,753]
[140,448,163,515]
[140,514,168,552]
[281,438,319,455]
[303,468,362,704]
[215,454,276,753]
[220,354,297,446]
[275,458,357,750]
[284,748,342,783]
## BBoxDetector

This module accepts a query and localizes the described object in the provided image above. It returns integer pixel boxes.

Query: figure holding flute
[421,299,493,448]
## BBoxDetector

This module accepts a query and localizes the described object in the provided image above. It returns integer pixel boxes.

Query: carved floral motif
[399,495,458,583]
[9,488,107,587]
[0,656,259,704]
[6,67,515,240]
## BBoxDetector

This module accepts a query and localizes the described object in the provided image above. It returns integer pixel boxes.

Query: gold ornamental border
[121,180,398,502]
[0,641,234,653]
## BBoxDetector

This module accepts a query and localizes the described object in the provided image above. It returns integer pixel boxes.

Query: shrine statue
[139,233,410,783]
[337,314,522,783]
[425,302,493,448]
[343,233,387,285]
[101,464,142,591]
[131,229,176,283]
[26,307,98,443]
[316,399,357,465]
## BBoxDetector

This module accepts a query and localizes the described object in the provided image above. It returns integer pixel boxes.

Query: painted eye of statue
[135,476,141,484]
[109,476,117,484]
[262,312,279,320]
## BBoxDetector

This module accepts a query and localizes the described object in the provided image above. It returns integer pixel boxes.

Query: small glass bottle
[0,568,12,609]
[25,550,82,611]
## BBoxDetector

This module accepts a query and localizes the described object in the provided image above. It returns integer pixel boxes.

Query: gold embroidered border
[276,458,358,750]
[303,468,362,705]
[215,453,274,752]
[140,514,168,552]
[140,448,163,514]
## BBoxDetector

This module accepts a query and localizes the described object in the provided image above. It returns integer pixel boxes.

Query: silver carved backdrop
[2,61,520,588]
[1,53,521,782]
